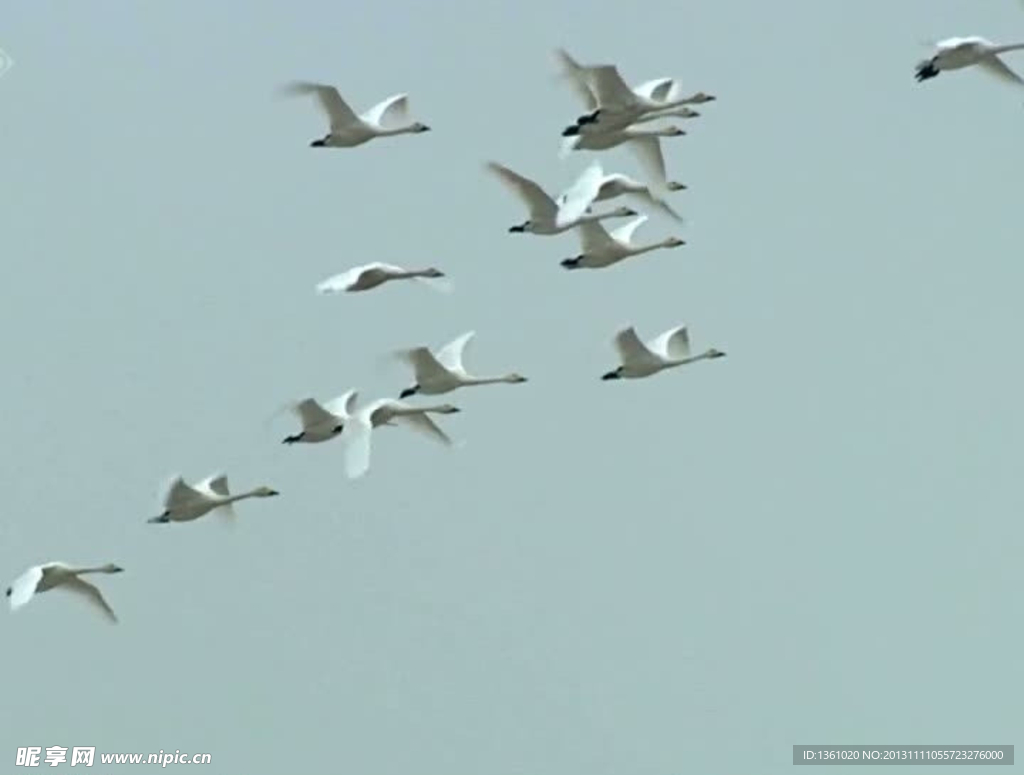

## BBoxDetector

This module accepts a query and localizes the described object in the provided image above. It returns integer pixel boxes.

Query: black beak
[282,434,300,445]
[420,125,432,132]
[601,371,621,380]
[269,490,281,496]
[399,386,417,399]
[310,139,326,148]
[5,587,10,597]
[560,257,581,269]
[562,125,581,137]
[508,224,526,233]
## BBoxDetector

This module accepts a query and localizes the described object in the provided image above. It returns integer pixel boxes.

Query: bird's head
[665,126,687,136]
[435,404,461,414]
[103,564,125,574]
[667,181,687,192]
[561,256,583,270]
[255,486,280,497]
[562,124,582,137]
[506,373,528,384]
[5,587,11,597]
[706,348,727,359]
[665,237,686,248]
[399,384,420,399]
[411,122,431,133]
[601,368,623,381]
[691,92,716,103]
[508,222,529,233]
[424,267,445,278]
[310,137,327,148]
[282,432,303,445]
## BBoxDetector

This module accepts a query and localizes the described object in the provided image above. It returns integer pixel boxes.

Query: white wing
[361,94,411,129]
[486,162,559,223]
[614,326,662,369]
[283,82,361,130]
[608,215,648,246]
[556,162,605,226]
[315,266,365,294]
[322,389,359,420]
[647,325,691,360]
[60,576,118,623]
[7,565,43,611]
[633,77,679,104]
[340,414,374,479]
[435,331,475,374]
[196,473,230,497]
[627,135,668,192]
[401,346,455,384]
[554,48,599,110]
[577,221,617,254]
[587,65,640,109]
[394,412,454,446]
[294,398,341,429]
[163,475,207,509]
[978,55,1024,85]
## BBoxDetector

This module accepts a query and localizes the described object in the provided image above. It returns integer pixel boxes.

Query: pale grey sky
[1,1,1021,773]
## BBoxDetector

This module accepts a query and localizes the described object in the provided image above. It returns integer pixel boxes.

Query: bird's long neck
[399,268,433,279]
[466,374,515,386]
[991,42,1024,55]
[627,242,665,256]
[377,125,414,137]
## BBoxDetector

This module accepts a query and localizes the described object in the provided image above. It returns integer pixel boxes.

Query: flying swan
[396,330,527,397]
[6,562,124,622]
[316,263,450,294]
[148,474,279,524]
[602,324,726,380]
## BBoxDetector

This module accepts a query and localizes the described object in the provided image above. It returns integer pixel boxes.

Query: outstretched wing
[978,55,1024,85]
[361,93,411,129]
[394,412,454,446]
[435,331,475,374]
[608,215,648,246]
[648,325,691,360]
[556,161,605,226]
[60,576,118,623]
[627,135,669,192]
[613,326,662,369]
[576,220,617,253]
[282,82,360,131]
[587,65,640,109]
[340,415,374,479]
[486,162,559,223]
[196,473,230,497]
[633,77,680,104]
[323,390,359,420]
[294,398,340,429]
[400,346,455,383]
[554,48,599,110]
[162,475,206,510]
[7,565,43,611]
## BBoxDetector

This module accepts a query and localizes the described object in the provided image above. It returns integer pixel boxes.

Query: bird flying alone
[6,562,124,623]
[281,81,431,147]
[915,37,1024,85]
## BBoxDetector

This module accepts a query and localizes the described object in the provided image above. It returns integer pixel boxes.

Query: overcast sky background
[1,1,1021,773]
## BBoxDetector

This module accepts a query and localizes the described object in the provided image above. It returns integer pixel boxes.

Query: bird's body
[557,161,686,222]
[486,161,637,234]
[6,562,124,622]
[339,398,462,479]
[601,325,726,380]
[316,262,448,294]
[148,474,279,524]
[561,215,684,270]
[560,126,684,194]
[283,81,431,147]
[915,37,1024,84]
[282,390,359,444]
[396,331,528,397]
[555,50,716,132]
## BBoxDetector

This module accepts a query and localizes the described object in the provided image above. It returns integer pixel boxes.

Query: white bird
[282,390,360,444]
[915,37,1024,84]
[339,398,462,479]
[148,474,279,524]
[486,161,637,234]
[602,325,726,380]
[282,81,431,147]
[561,215,684,270]
[556,161,686,222]
[560,125,685,194]
[6,562,124,623]
[555,53,716,132]
[316,262,450,294]
[396,331,528,397]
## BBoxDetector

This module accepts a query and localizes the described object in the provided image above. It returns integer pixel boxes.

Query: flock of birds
[7,26,1022,624]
